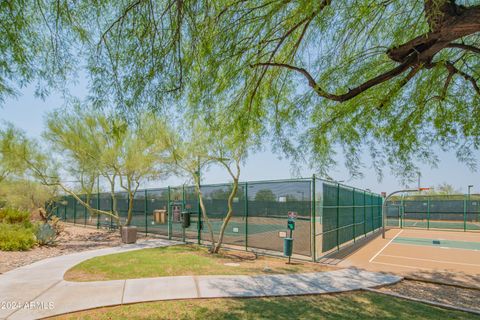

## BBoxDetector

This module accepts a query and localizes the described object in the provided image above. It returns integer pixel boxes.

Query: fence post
[352,187,355,243]
[378,196,381,231]
[197,187,201,245]
[427,197,430,229]
[73,197,77,225]
[363,190,366,237]
[145,189,148,236]
[84,197,87,226]
[371,193,374,233]
[182,185,186,242]
[168,186,171,240]
[109,194,113,230]
[245,182,248,251]
[311,175,316,261]
[336,183,340,251]
[97,177,100,229]
[464,195,467,231]
[400,195,404,228]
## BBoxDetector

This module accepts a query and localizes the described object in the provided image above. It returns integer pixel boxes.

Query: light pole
[468,185,474,200]
[382,187,430,239]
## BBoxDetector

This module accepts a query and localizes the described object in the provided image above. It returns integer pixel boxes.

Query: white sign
[278,231,287,238]
[232,227,239,233]
[278,196,287,203]
[288,211,298,219]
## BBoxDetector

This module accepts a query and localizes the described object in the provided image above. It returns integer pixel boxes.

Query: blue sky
[1,79,479,194]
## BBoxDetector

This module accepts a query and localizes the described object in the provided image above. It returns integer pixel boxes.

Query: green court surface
[202,220,286,236]
[128,217,288,236]
[393,237,480,251]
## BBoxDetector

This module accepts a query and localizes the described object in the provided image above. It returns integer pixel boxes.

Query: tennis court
[338,228,480,286]
[401,219,480,230]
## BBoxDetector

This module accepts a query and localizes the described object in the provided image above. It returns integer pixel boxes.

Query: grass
[64,244,332,281]
[49,291,479,320]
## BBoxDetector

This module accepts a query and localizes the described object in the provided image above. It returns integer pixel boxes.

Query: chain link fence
[50,177,383,260]
[386,195,480,231]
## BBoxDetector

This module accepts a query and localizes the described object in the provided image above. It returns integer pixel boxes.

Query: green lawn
[50,291,478,320]
[64,244,331,281]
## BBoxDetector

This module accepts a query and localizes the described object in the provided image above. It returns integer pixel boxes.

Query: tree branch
[445,61,480,96]
[99,0,145,45]
[252,58,415,102]
[446,43,480,54]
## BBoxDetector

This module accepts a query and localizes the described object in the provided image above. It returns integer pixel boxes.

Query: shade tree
[41,105,174,226]
[1,0,479,181]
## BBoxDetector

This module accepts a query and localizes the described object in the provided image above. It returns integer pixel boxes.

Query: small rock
[224,262,240,267]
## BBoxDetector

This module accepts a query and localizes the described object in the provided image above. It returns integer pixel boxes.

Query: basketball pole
[382,187,430,239]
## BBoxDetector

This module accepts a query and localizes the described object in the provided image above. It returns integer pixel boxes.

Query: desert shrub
[0,207,30,224]
[0,223,36,251]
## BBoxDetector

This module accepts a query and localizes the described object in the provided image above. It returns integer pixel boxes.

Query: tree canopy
[1,0,479,179]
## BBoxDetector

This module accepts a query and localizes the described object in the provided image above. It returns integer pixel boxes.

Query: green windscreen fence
[386,195,480,231]
[50,178,383,260]
[316,180,383,254]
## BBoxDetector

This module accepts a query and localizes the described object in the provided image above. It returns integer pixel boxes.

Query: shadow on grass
[56,292,479,320]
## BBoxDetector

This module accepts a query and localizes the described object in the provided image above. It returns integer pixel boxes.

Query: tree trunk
[196,181,216,251]
[125,190,134,226]
[213,178,239,253]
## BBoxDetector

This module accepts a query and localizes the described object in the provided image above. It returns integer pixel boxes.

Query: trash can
[121,225,137,244]
[283,237,293,257]
[182,211,191,228]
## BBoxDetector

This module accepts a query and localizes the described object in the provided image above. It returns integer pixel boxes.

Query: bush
[0,207,30,224]
[0,223,36,251]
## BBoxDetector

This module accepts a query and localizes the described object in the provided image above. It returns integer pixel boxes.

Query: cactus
[35,223,57,246]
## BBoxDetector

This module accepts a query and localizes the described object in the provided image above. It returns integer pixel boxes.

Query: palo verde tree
[41,105,173,226]
[0,123,32,182]
[0,123,58,209]
[1,1,479,180]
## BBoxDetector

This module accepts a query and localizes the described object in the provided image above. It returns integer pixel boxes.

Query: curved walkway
[0,240,402,320]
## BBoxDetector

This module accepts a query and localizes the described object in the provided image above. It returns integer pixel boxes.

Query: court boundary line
[387,242,479,252]
[398,229,480,239]
[370,260,431,270]
[379,254,480,267]
[369,229,403,263]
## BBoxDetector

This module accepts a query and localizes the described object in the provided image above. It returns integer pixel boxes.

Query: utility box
[182,211,191,228]
[283,237,293,257]
[153,209,167,224]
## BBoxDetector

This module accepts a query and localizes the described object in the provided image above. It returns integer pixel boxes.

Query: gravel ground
[379,280,480,311]
[0,223,151,274]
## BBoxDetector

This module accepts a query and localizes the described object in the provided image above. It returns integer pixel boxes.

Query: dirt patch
[379,279,480,311]
[0,224,151,274]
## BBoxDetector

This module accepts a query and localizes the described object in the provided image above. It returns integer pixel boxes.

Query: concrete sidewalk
[0,240,402,320]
